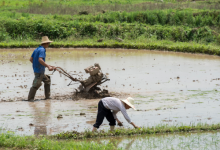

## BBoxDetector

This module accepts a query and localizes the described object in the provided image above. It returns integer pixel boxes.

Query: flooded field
[91,131,220,149]
[0,48,220,135]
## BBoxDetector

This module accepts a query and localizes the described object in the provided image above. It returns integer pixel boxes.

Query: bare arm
[116,118,139,128]
[38,57,49,68]
[130,122,139,128]
[30,57,33,63]
[38,58,53,71]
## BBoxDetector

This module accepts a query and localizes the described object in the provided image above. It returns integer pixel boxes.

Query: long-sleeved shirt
[101,97,132,123]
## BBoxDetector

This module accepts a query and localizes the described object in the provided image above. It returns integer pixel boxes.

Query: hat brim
[121,99,136,110]
[41,40,53,44]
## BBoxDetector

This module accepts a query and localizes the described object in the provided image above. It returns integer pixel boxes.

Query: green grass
[2,131,220,150]
[1,38,219,56]
[0,2,220,51]
[1,0,218,9]
[1,123,220,149]
[0,9,220,51]
[0,132,116,150]
[1,0,153,8]
[54,123,220,139]
[1,13,219,41]
[1,0,220,15]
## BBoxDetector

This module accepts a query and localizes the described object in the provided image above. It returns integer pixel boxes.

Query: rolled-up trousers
[93,100,116,129]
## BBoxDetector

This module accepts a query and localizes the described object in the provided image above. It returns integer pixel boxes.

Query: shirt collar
[39,45,46,52]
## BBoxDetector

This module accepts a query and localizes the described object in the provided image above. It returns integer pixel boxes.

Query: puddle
[0,48,220,135]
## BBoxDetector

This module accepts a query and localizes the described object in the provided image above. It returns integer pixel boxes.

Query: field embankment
[0,8,220,54]
[54,123,220,139]
[1,123,220,149]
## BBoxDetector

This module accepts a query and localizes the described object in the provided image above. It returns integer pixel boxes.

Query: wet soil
[0,48,220,135]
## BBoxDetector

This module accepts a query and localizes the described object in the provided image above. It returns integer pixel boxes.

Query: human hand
[118,122,123,126]
[53,66,57,70]
[134,125,140,129]
[50,66,56,69]
[92,127,97,132]
[48,66,54,71]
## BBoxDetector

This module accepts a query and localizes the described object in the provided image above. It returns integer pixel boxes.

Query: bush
[157,11,166,25]
[0,16,218,43]
[217,35,220,45]
[0,25,9,41]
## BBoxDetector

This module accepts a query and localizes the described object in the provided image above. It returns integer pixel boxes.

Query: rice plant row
[0,40,219,56]
[2,10,220,27]
[54,123,220,139]
[65,10,220,27]
[0,19,219,44]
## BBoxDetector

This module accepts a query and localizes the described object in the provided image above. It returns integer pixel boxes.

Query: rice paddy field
[0,0,220,150]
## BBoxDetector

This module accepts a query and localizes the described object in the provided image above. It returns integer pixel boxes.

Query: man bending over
[92,97,139,131]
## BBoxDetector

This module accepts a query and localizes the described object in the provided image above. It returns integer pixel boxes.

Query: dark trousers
[28,73,51,100]
[93,100,116,129]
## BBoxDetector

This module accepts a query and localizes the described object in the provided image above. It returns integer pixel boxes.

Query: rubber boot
[28,87,37,102]
[110,126,115,131]
[44,84,51,100]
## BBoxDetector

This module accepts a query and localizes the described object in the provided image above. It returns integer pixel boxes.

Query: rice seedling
[113,131,220,149]
[53,123,220,139]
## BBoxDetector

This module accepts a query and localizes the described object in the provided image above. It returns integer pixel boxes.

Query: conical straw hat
[121,97,136,110]
[41,36,53,44]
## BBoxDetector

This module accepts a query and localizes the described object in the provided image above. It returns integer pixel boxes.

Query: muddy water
[0,48,220,135]
[92,131,220,149]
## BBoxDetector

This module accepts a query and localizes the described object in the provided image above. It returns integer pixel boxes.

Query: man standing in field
[27,36,54,102]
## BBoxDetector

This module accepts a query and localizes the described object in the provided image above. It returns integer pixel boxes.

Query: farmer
[92,97,139,132]
[27,36,54,102]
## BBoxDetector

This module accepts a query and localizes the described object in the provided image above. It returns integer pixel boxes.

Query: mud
[73,86,110,100]
[0,48,220,135]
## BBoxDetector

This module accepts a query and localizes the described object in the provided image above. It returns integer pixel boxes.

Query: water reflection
[90,132,220,150]
[29,101,52,135]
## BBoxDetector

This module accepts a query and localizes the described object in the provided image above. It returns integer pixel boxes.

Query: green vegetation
[1,123,220,149]
[1,10,220,42]
[0,0,220,54]
[2,0,220,14]
[1,38,220,56]
[1,1,220,148]
[0,132,115,150]
[54,123,220,139]
[188,89,220,98]
[114,132,220,149]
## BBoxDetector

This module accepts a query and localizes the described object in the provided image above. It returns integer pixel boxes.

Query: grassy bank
[0,123,220,149]
[1,2,220,51]
[1,11,220,40]
[0,10,220,51]
[54,123,220,140]
[0,133,115,150]
[1,39,220,56]
[2,0,220,15]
